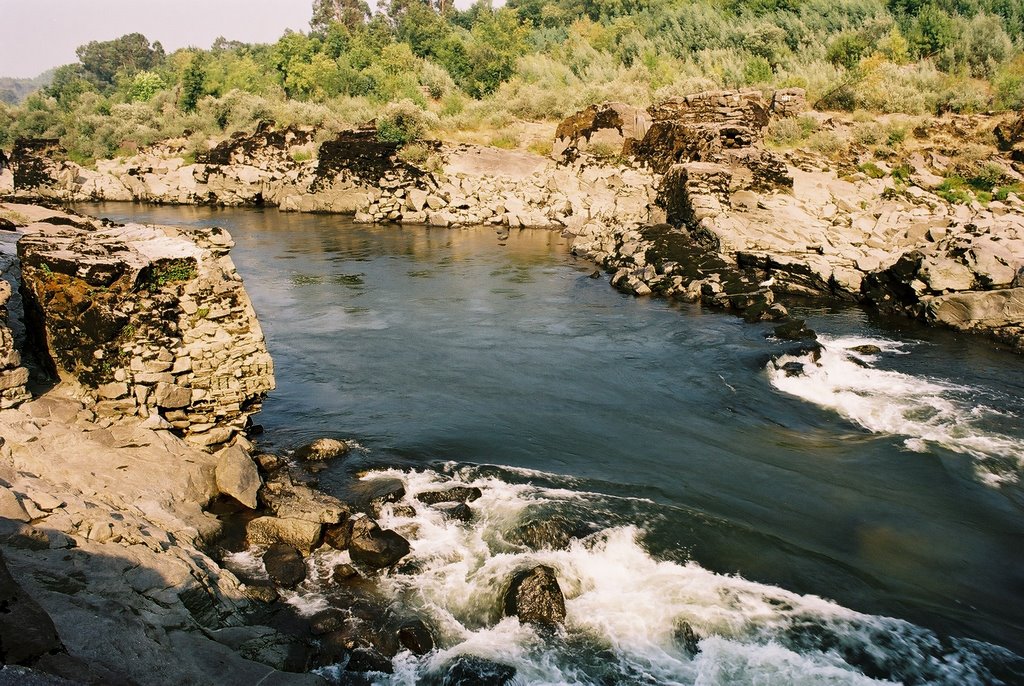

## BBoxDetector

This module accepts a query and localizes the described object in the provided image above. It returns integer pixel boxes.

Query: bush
[375,99,435,144]
[765,114,818,147]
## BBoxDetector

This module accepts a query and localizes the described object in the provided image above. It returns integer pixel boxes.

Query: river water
[79,203,1024,684]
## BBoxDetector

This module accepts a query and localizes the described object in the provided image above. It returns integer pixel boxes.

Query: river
[78,203,1024,685]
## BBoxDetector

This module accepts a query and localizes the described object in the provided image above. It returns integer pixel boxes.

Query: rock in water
[262,543,307,588]
[292,438,349,461]
[415,486,482,505]
[323,520,353,550]
[441,656,517,686]
[348,517,411,569]
[214,446,261,509]
[850,344,882,355]
[503,565,566,626]
[397,619,434,656]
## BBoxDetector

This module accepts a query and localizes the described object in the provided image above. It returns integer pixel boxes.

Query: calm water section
[78,203,1024,655]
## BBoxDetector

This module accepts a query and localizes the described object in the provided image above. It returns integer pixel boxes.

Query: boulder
[237,631,311,672]
[397,619,433,656]
[348,517,411,569]
[436,502,473,522]
[246,516,322,554]
[440,656,516,686]
[214,446,261,509]
[506,514,599,551]
[415,486,482,505]
[323,520,353,550]
[0,486,30,523]
[292,438,349,461]
[351,478,406,514]
[261,474,349,524]
[262,543,307,588]
[502,565,566,626]
[924,288,1024,330]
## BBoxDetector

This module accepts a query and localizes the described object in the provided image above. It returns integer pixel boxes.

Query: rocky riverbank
[5,89,1024,352]
[0,204,577,685]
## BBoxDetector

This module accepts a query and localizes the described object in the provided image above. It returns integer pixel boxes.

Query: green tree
[311,0,371,33]
[46,64,95,108]
[907,3,956,56]
[126,70,165,102]
[181,53,207,112]
[75,33,164,87]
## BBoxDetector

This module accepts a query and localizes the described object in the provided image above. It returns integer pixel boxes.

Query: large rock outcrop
[16,209,274,446]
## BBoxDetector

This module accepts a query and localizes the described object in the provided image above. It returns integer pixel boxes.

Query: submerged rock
[507,514,599,551]
[502,565,566,626]
[441,656,517,686]
[348,517,411,569]
[292,438,349,461]
[397,619,434,656]
[415,486,482,505]
[262,543,306,588]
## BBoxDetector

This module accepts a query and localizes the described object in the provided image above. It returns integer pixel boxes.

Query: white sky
[0,0,315,78]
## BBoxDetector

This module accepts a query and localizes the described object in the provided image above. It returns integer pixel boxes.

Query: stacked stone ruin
[17,219,274,446]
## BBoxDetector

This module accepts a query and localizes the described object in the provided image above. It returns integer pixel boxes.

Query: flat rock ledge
[0,394,323,686]
[8,203,274,446]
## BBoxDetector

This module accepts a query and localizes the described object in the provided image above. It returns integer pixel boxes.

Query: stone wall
[17,215,274,446]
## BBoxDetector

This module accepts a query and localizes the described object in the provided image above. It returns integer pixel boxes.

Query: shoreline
[4,90,1023,354]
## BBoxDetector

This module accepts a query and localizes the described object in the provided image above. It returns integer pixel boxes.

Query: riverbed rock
[397,619,434,656]
[322,520,353,550]
[440,656,517,686]
[352,478,406,515]
[260,473,349,525]
[348,517,411,569]
[246,517,323,554]
[507,514,600,551]
[0,550,64,665]
[0,485,30,522]
[262,543,307,588]
[292,438,349,461]
[215,445,261,509]
[415,486,482,505]
[502,565,566,626]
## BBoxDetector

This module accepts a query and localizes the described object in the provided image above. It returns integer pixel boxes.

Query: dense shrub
[375,99,436,144]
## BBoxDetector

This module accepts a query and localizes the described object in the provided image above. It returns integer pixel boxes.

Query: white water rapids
[239,467,1020,685]
[767,336,1024,487]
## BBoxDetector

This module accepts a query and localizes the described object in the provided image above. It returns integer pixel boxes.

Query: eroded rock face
[994,111,1024,162]
[552,102,650,160]
[17,218,274,446]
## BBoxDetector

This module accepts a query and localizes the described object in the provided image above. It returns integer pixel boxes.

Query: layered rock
[0,393,323,685]
[0,238,30,408]
[16,207,274,446]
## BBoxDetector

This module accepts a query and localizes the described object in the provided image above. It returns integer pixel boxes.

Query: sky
[0,0,315,78]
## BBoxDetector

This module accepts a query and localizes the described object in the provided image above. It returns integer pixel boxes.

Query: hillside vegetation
[1,0,1022,164]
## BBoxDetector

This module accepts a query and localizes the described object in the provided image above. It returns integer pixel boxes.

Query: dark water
[78,203,1024,679]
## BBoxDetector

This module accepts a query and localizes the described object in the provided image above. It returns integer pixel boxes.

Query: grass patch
[145,259,198,291]
[858,162,886,179]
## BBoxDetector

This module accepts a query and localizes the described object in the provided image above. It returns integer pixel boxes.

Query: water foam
[766,336,1024,486]
[297,468,1018,684]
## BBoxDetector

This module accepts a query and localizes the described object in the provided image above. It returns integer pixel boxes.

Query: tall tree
[180,53,207,113]
[75,33,164,87]
[311,0,371,32]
